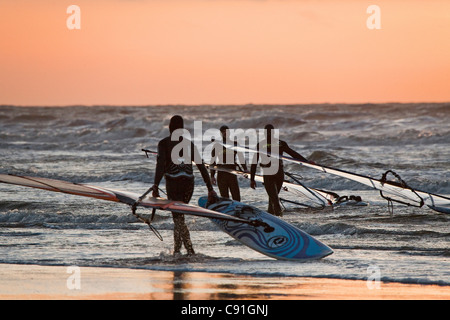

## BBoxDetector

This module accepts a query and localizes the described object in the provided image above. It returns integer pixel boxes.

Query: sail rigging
[0,174,269,225]
[220,142,450,214]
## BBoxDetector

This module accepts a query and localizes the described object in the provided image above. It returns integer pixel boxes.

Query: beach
[0,263,449,300]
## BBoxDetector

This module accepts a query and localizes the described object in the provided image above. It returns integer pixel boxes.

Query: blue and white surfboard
[198,197,333,261]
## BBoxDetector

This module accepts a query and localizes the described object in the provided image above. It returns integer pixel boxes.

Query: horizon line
[1,101,449,108]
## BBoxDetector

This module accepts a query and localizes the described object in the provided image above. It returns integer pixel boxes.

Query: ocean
[0,103,449,286]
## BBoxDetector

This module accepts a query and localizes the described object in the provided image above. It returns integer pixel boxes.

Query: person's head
[169,115,184,134]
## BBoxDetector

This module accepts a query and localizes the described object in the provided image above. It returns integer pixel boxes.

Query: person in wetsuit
[210,125,248,201]
[250,124,309,217]
[150,115,218,256]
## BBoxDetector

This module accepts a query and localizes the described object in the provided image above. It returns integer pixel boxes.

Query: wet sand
[0,263,449,300]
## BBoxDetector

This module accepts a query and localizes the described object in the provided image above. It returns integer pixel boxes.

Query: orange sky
[1,0,449,105]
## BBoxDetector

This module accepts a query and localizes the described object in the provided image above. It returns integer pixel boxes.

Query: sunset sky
[1,0,449,106]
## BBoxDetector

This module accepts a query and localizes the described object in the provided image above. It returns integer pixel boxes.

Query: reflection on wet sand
[150,270,450,300]
[0,264,449,300]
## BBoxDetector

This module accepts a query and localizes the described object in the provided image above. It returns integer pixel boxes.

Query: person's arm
[209,143,217,184]
[192,142,214,192]
[196,159,218,203]
[283,141,308,162]
[151,139,166,197]
[197,162,214,192]
[154,140,166,186]
[249,143,259,189]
